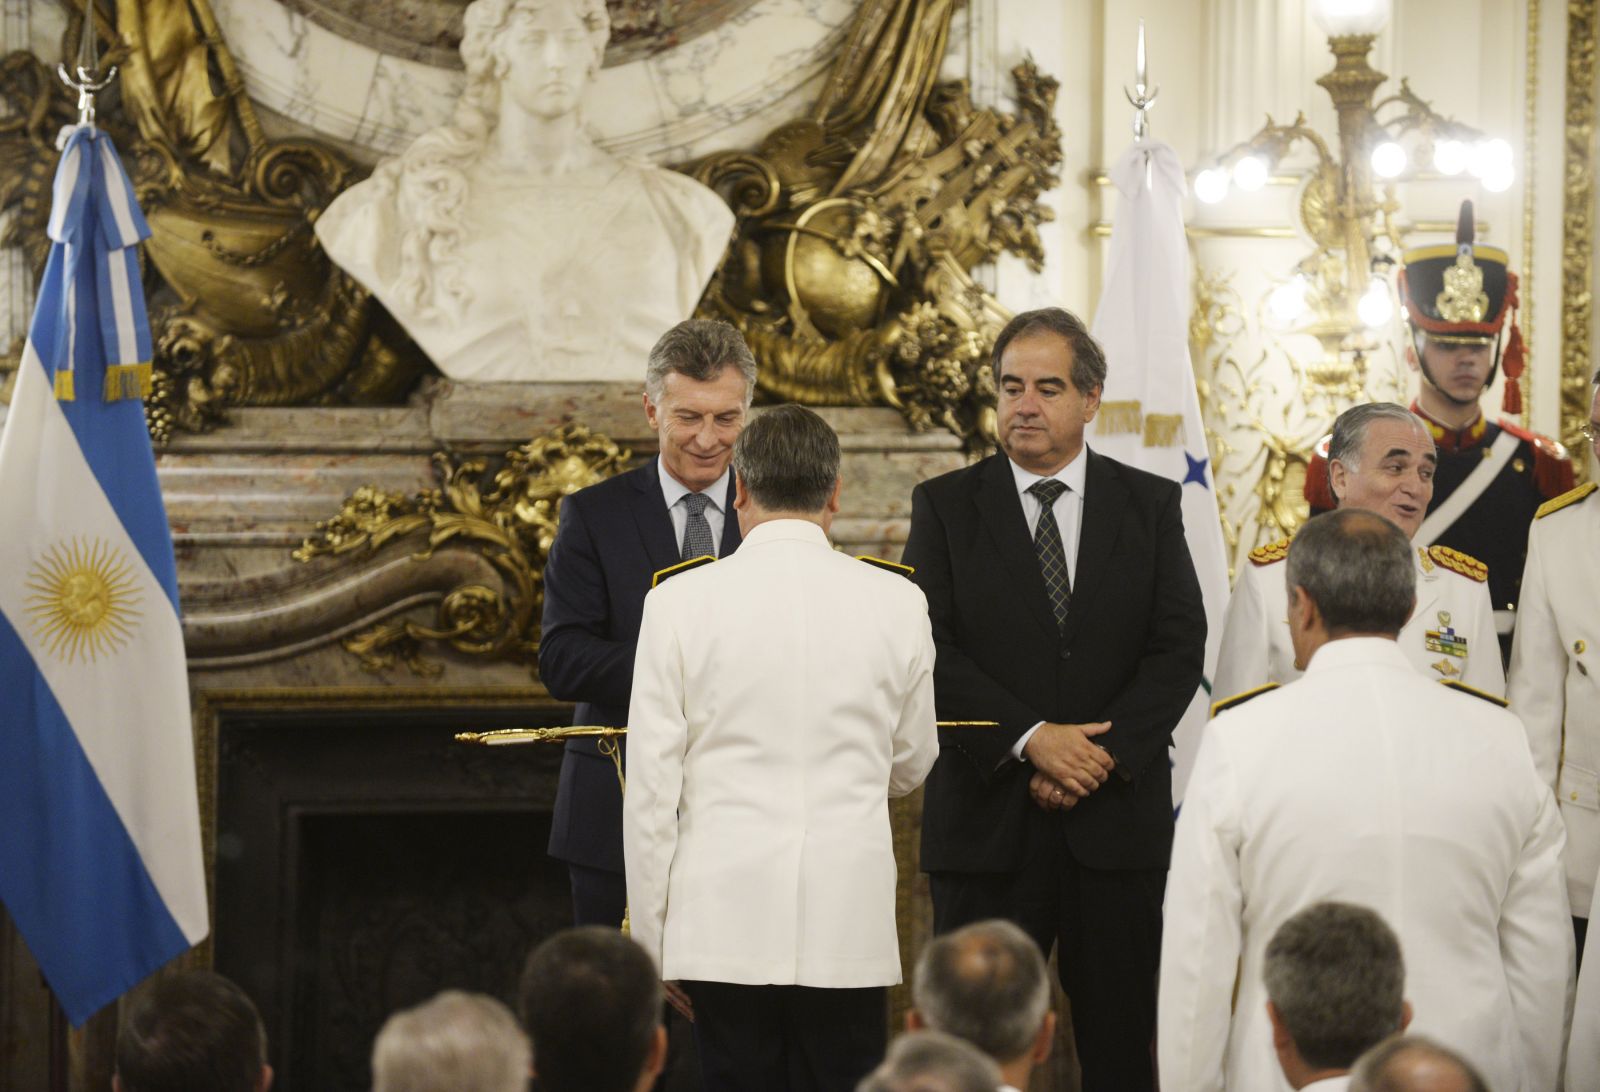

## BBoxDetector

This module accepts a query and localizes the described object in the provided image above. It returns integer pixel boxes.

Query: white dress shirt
[657,457,729,557]
[1008,450,1087,757]
[1008,451,1087,589]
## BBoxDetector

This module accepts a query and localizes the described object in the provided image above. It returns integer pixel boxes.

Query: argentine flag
[0,125,207,1025]
[1087,140,1231,809]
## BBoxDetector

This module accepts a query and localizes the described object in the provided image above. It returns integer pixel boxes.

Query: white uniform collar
[740,518,831,548]
[1303,635,1412,675]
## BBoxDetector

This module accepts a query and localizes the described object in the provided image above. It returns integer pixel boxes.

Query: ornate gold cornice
[1562,0,1597,478]
[1521,0,1541,427]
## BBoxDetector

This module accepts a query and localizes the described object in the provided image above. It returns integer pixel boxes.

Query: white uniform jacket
[623,519,939,988]
[1213,540,1504,701]
[1508,483,1600,917]
[1159,638,1572,1092]
[1569,868,1600,1087]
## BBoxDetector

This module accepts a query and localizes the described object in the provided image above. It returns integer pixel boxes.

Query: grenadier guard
[1214,403,1503,701]
[1305,201,1573,656]
[1508,371,1600,960]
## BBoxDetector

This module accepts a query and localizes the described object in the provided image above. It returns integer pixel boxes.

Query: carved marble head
[463,0,610,121]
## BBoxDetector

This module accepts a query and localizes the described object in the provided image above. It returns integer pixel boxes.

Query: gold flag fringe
[52,370,75,401]
[103,362,153,402]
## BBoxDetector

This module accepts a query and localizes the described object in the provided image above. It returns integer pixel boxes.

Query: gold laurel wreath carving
[292,424,630,676]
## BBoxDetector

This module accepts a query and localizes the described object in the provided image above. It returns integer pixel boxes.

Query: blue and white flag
[0,125,207,1025]
[1087,140,1231,809]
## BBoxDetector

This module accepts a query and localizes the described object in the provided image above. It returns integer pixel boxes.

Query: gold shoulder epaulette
[1210,683,1279,718]
[1426,545,1488,583]
[1536,481,1598,520]
[1248,537,1292,566]
[1440,680,1510,708]
[857,555,915,578]
[652,555,715,587]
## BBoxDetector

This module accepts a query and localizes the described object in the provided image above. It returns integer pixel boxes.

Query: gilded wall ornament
[2,0,1058,449]
[0,3,423,443]
[690,0,1062,451]
[293,423,629,676]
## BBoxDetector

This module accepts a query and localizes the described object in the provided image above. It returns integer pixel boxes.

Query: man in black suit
[539,319,754,930]
[902,307,1205,1091]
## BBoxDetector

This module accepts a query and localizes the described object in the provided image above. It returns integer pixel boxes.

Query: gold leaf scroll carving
[0,3,421,439]
[293,424,630,676]
[689,0,1062,452]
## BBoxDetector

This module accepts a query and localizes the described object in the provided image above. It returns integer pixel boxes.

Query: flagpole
[57,4,115,130]
[1123,19,1158,144]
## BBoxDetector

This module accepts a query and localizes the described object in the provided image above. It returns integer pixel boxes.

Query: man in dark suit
[539,319,754,929]
[902,307,1206,1091]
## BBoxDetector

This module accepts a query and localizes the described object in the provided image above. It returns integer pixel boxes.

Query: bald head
[1349,1036,1488,1092]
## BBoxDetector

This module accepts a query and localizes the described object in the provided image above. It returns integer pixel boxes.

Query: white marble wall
[214,0,857,164]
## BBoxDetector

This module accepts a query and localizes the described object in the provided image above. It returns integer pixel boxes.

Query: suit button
[1059,648,1071,660]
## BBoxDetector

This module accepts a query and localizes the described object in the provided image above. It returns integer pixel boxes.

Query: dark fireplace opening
[213,704,574,1092]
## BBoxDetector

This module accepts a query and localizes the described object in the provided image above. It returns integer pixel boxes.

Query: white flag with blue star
[1087,139,1230,807]
[0,125,207,1024]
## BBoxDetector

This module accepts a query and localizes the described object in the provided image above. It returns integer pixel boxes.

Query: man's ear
[1031,1011,1056,1063]
[1399,1000,1414,1032]
[1327,459,1348,507]
[826,477,842,514]
[1082,384,1103,421]
[643,391,660,430]
[733,474,751,511]
[1404,341,1420,370]
[643,1024,669,1081]
[259,1063,275,1092]
[1265,1001,1292,1050]
[1287,586,1314,630]
[905,1009,925,1032]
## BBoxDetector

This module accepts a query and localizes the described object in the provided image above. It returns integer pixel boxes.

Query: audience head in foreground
[518,925,666,1092]
[1349,1035,1491,1092]
[909,919,1054,1091]
[114,970,271,1092]
[857,1030,1005,1092]
[1264,901,1411,1089]
[1286,509,1416,670]
[371,990,529,1092]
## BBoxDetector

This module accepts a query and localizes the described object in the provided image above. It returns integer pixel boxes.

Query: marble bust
[315,0,735,382]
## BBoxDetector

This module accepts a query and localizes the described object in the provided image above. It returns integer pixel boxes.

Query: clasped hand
[1023,721,1113,811]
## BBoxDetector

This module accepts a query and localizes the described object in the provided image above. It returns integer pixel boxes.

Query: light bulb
[1482,138,1513,173]
[1433,139,1468,175]
[1194,167,1230,204]
[1481,163,1514,193]
[1232,155,1269,192]
[1370,141,1407,179]
[1268,277,1310,325]
[1312,0,1392,36]
[1358,278,1394,329]
[1466,141,1492,178]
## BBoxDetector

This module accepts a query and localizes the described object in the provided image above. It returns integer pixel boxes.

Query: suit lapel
[629,460,680,573]
[975,454,1058,641]
[719,475,742,556]
[1061,449,1126,645]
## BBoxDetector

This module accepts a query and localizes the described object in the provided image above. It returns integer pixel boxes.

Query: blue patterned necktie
[681,492,715,560]
[1028,478,1072,632]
